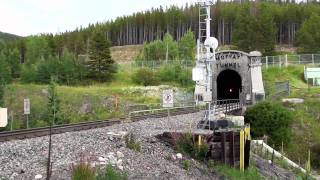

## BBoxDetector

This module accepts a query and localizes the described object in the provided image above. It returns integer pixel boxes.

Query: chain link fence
[262,54,320,68]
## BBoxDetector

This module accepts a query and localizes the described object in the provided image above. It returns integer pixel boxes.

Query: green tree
[179,30,196,61]
[296,13,320,53]
[163,33,179,60]
[245,101,293,148]
[0,79,5,107]
[47,77,62,125]
[87,30,116,82]
[0,52,12,83]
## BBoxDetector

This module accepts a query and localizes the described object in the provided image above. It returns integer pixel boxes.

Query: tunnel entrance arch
[217,69,242,100]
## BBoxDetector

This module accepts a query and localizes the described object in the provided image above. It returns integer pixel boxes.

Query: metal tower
[193,0,218,130]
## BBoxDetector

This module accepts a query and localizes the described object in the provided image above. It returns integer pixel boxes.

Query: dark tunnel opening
[217,69,242,100]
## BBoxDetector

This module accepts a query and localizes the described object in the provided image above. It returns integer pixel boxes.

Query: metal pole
[10,111,13,131]
[46,121,52,180]
[26,114,29,129]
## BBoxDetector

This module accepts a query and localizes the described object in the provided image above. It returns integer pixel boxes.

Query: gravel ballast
[0,112,220,180]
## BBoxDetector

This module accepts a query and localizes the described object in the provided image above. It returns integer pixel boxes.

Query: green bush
[156,64,181,82]
[72,162,95,180]
[132,68,157,86]
[125,134,141,152]
[97,164,127,180]
[176,133,209,160]
[245,101,293,148]
[182,160,190,171]
[177,69,193,87]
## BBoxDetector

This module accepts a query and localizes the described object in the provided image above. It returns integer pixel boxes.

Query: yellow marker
[198,135,202,151]
[240,130,244,171]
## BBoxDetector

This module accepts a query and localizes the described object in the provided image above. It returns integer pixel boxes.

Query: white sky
[0,0,196,36]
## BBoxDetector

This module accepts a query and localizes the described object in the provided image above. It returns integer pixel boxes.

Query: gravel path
[0,112,220,180]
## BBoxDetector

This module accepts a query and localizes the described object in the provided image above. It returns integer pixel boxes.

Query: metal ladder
[198,103,216,130]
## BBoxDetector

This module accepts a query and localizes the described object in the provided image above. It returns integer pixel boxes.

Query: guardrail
[128,106,202,122]
[212,99,243,115]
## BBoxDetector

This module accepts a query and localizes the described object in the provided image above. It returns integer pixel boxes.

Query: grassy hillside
[263,65,320,170]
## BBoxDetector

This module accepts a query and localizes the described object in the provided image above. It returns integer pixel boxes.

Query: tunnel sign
[163,90,174,108]
[24,99,30,115]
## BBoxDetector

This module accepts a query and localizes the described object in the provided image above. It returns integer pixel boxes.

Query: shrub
[72,162,95,180]
[132,68,157,86]
[245,101,293,148]
[177,69,193,87]
[156,64,181,82]
[97,164,127,180]
[182,160,190,171]
[176,133,209,160]
[125,134,141,152]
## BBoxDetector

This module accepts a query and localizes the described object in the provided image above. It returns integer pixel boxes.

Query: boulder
[225,116,245,127]
[282,98,304,104]
[176,153,183,159]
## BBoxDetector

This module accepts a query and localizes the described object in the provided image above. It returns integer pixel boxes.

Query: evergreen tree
[296,13,320,53]
[163,33,179,60]
[87,30,116,82]
[178,30,196,61]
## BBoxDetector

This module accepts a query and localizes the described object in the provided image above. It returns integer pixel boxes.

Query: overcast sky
[0,0,197,36]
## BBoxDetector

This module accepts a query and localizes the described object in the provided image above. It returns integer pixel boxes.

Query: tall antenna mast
[193,0,218,130]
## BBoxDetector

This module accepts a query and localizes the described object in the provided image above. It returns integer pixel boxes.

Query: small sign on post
[0,108,8,127]
[24,99,30,129]
[162,90,174,108]
[24,99,30,115]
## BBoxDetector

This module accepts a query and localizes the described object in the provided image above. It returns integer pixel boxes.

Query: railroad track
[0,102,242,142]
[0,119,122,142]
[0,106,201,142]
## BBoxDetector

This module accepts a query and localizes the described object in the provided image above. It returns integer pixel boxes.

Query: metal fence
[262,54,320,68]
[132,54,320,70]
[131,60,195,70]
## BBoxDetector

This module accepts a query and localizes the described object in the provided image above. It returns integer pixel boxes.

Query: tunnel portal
[217,69,242,100]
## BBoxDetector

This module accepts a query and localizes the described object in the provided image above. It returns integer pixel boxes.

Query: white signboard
[0,108,7,127]
[24,99,30,115]
[163,90,174,108]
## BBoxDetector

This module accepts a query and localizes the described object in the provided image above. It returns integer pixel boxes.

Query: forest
[1,2,320,85]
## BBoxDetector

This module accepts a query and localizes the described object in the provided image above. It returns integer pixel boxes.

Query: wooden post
[229,132,235,167]
[285,54,288,67]
[221,132,227,165]
[266,56,268,69]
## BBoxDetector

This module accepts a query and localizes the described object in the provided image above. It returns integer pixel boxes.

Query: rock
[225,116,244,126]
[116,151,124,158]
[118,165,124,171]
[117,159,123,166]
[282,98,304,104]
[78,103,92,114]
[107,153,117,165]
[35,174,42,179]
[107,131,128,140]
[171,155,177,161]
[41,89,48,95]
[98,157,106,162]
[176,153,183,159]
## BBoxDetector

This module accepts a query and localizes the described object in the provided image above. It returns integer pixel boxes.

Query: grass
[125,134,141,152]
[262,65,320,172]
[97,164,127,180]
[214,164,263,180]
[182,160,190,171]
[72,162,96,180]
